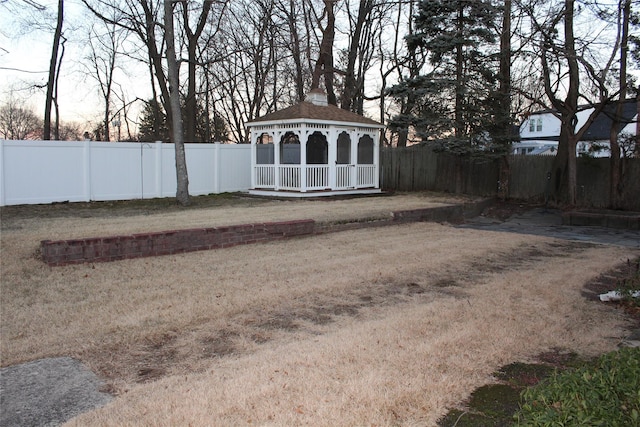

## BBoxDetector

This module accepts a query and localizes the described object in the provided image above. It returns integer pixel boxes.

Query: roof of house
[581,99,637,141]
[247,99,382,127]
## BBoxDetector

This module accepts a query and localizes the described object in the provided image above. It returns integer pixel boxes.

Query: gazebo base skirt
[248,188,382,198]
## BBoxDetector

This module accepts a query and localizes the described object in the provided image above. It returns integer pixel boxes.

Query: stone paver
[0,357,112,427]
[459,207,640,249]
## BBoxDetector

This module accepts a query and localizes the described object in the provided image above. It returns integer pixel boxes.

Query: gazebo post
[300,126,308,192]
[327,125,337,191]
[274,130,281,190]
[250,130,256,190]
[373,131,380,190]
[352,130,360,188]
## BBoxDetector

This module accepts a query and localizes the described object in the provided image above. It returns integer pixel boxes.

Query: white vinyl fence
[0,140,251,206]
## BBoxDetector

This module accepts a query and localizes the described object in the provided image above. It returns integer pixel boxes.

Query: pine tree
[390,0,499,152]
[138,99,170,142]
[137,98,229,143]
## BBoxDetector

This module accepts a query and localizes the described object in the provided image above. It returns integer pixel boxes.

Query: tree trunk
[287,0,305,102]
[141,0,173,136]
[164,0,190,206]
[548,0,579,205]
[44,0,64,140]
[341,0,372,112]
[311,0,337,105]
[183,0,213,143]
[497,0,511,200]
[609,0,630,209]
[454,2,464,140]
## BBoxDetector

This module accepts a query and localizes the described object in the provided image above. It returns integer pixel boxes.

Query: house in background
[514,99,638,157]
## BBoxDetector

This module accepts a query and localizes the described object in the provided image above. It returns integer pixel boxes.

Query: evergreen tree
[389,0,500,153]
[137,98,229,143]
[138,99,170,142]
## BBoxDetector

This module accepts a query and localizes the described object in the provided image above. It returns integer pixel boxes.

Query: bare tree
[0,98,42,140]
[82,0,173,136]
[340,0,374,112]
[180,0,218,142]
[43,0,64,140]
[520,0,621,205]
[83,18,124,141]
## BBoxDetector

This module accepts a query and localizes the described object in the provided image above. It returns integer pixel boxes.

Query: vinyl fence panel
[0,140,251,206]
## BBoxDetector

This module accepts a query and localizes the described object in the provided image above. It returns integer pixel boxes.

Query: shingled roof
[247,90,382,127]
[581,99,637,141]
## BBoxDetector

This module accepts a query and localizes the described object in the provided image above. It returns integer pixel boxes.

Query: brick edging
[41,200,494,266]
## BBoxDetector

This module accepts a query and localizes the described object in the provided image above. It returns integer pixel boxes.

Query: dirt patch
[76,240,596,389]
[479,199,541,221]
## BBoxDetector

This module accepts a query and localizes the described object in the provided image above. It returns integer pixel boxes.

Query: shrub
[515,347,640,426]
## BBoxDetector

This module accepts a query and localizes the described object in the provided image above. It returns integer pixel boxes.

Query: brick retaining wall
[41,200,494,266]
[41,219,315,266]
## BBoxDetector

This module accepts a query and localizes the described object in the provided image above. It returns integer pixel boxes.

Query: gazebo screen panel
[256,133,274,164]
[306,131,328,164]
[280,131,301,164]
[337,131,351,164]
[358,134,374,164]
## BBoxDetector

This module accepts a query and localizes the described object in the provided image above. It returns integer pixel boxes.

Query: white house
[515,99,638,157]
[246,89,384,197]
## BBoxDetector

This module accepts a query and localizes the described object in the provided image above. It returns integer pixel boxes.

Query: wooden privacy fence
[381,146,640,210]
[380,146,499,196]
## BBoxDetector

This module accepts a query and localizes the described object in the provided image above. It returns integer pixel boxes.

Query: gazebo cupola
[247,89,384,197]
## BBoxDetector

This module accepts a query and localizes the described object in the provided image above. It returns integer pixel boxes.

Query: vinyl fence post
[214,142,221,194]
[155,141,163,198]
[83,139,92,202]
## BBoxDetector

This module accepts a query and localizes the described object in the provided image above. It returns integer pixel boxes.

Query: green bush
[515,347,640,426]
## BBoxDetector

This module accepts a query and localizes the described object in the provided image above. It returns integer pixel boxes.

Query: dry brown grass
[1,193,637,426]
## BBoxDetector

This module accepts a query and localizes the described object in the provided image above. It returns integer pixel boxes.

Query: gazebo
[247,89,384,197]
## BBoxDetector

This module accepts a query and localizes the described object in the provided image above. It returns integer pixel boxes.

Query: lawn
[1,193,637,426]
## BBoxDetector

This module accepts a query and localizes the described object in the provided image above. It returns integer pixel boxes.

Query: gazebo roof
[247,90,383,128]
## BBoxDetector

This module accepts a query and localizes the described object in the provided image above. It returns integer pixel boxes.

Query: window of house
[528,117,543,132]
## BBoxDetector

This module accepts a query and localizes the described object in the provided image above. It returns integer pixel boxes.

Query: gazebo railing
[335,165,353,189]
[357,165,376,188]
[306,165,330,190]
[253,164,375,191]
[279,165,300,190]
[254,165,275,188]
